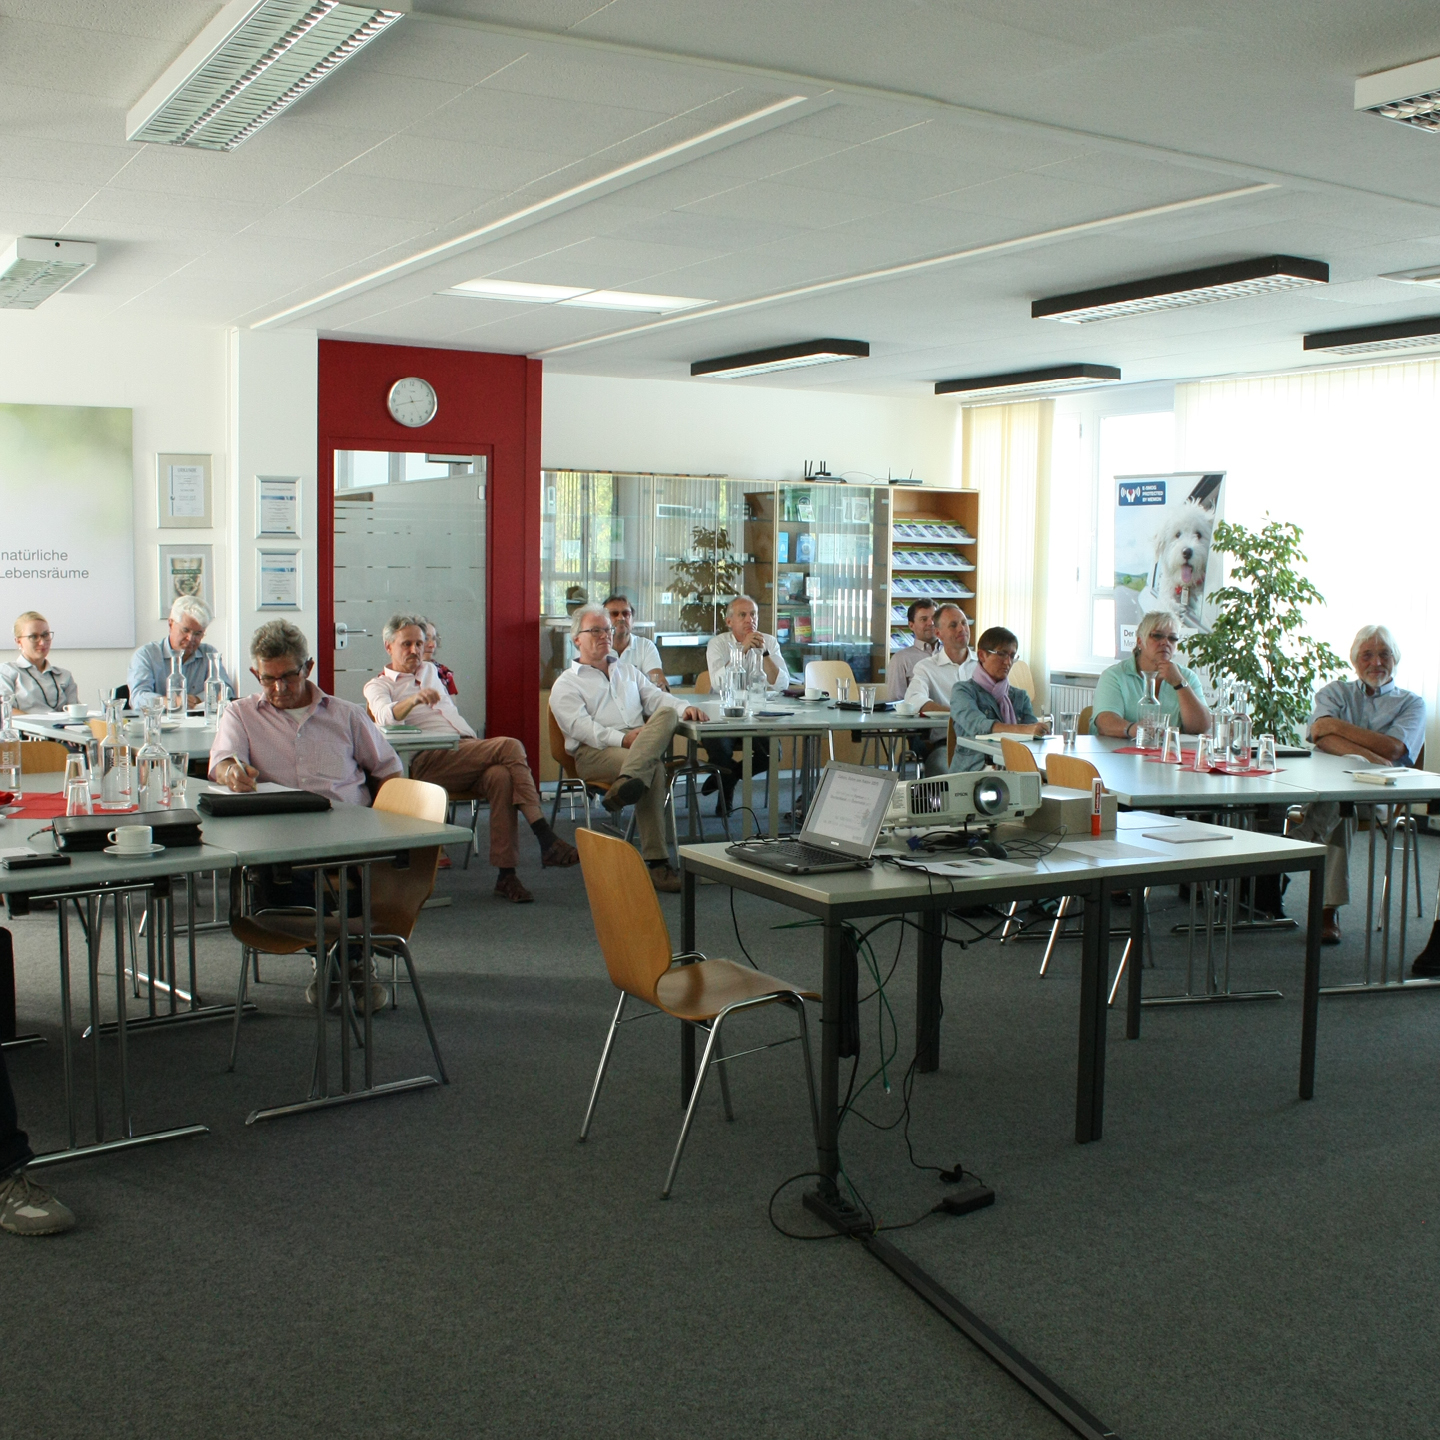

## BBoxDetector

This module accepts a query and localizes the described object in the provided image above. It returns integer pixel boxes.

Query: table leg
[817,919,845,1183]
[111,894,132,1138]
[56,901,76,1150]
[915,911,943,1073]
[1301,857,1322,1100]
[84,896,103,1142]
[1126,893,1144,1040]
[741,736,753,839]
[680,866,696,1104]
[314,880,328,1099]
[1076,883,1110,1143]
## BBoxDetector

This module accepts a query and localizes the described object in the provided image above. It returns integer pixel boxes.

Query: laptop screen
[800,764,897,857]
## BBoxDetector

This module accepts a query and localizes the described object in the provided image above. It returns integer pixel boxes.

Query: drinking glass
[858,685,877,713]
[1060,712,1078,747]
[1211,716,1230,758]
[1257,734,1277,771]
[1161,726,1180,763]
[836,678,852,703]
[167,752,190,806]
[1191,735,1210,771]
[63,753,88,790]
[65,778,92,816]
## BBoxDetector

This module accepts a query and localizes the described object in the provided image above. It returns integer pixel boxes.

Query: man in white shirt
[603,593,668,691]
[886,600,938,701]
[363,613,577,905]
[904,604,978,773]
[550,604,707,893]
[702,595,791,811]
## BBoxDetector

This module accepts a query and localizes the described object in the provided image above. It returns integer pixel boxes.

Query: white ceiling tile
[343,134,578,193]
[287,172,500,225]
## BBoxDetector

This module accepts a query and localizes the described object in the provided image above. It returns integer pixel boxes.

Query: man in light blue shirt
[1290,624,1426,950]
[128,597,235,708]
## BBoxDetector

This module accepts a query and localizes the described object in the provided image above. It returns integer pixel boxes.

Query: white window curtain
[1176,359,1440,766]
[963,399,1054,706]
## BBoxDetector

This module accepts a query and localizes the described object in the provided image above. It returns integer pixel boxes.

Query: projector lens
[974,777,1009,816]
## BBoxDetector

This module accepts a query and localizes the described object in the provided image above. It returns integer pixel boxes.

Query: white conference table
[674,697,939,838]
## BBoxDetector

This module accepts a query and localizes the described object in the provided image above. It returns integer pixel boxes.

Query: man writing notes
[886,599,938,702]
[903,603,977,773]
[1288,624,1425,949]
[128,596,236,708]
[364,613,577,905]
[550,604,707,894]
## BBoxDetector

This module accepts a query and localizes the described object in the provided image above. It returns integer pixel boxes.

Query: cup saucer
[103,842,166,856]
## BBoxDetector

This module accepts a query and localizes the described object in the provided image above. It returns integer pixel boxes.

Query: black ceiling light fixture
[1302,315,1440,355]
[691,338,869,379]
[1033,256,1329,324]
[934,364,1122,401]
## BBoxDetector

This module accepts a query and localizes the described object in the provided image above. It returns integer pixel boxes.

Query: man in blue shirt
[128,596,236,708]
[1290,624,1426,948]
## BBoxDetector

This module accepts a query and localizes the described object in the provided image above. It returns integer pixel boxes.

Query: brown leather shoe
[541,838,579,867]
[1321,906,1341,946]
[495,872,535,904]
[647,863,682,894]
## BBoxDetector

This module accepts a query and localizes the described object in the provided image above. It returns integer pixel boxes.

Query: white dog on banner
[1139,499,1213,630]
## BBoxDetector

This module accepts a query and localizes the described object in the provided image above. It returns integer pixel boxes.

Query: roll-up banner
[1113,471,1224,654]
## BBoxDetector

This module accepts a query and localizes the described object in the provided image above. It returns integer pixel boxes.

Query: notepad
[1141,828,1234,844]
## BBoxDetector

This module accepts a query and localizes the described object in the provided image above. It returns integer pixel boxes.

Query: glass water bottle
[1137,671,1165,747]
[166,650,187,717]
[203,653,224,720]
[99,698,132,810]
[136,711,171,812]
[0,703,21,799]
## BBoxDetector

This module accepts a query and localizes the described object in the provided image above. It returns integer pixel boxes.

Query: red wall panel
[317,339,542,775]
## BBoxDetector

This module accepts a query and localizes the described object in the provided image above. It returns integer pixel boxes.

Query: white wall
[543,373,957,485]
[227,328,318,695]
[0,311,227,706]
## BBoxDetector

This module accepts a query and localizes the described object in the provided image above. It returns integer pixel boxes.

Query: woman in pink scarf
[948,626,1050,771]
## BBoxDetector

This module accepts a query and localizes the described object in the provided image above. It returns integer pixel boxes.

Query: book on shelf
[776,529,789,564]
[794,532,815,563]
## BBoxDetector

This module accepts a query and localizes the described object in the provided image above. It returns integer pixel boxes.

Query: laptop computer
[726,763,897,874]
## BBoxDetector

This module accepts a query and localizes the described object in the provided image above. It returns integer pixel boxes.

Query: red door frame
[317,340,542,776]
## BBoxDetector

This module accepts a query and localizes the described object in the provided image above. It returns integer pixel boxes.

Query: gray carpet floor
[2,799,1437,1440]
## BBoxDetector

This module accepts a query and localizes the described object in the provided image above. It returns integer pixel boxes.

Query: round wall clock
[387,376,438,427]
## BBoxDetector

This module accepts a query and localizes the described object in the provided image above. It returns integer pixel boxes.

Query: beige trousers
[412,736,540,869]
[1289,801,1353,907]
[573,707,677,861]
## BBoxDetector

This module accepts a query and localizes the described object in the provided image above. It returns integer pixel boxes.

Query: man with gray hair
[364,613,575,904]
[1290,623,1426,949]
[549,604,707,892]
[128,595,235,709]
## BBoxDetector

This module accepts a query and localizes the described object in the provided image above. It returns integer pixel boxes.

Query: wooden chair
[1045,752,1102,791]
[946,719,957,767]
[692,669,712,695]
[547,705,611,828]
[1008,659,1036,697]
[1077,704,1093,736]
[19,739,69,773]
[86,717,108,741]
[226,777,449,1075]
[999,737,1041,773]
[575,826,819,1198]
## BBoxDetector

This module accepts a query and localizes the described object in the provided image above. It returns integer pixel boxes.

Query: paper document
[196,781,301,795]
[904,856,1031,879]
[1141,829,1234,845]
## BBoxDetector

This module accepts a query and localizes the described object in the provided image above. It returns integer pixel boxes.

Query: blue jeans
[0,1048,32,1176]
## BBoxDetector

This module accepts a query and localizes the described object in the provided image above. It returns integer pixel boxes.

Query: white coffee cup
[893,699,919,716]
[108,824,153,852]
[65,703,88,718]
[805,685,824,701]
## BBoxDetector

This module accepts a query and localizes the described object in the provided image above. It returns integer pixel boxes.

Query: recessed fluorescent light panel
[1033,256,1329,323]
[1356,55,1440,133]
[445,279,705,312]
[934,364,1122,401]
[691,339,869,379]
[127,0,406,151]
[1380,264,1440,287]
[0,238,97,309]
[1303,316,1440,355]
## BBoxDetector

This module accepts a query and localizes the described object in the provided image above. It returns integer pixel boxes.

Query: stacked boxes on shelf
[882,493,980,682]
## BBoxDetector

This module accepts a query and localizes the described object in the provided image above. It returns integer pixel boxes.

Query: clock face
[387,376,437,428]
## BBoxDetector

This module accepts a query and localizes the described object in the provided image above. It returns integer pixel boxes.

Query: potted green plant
[1182,516,1346,744]
[669,525,745,633]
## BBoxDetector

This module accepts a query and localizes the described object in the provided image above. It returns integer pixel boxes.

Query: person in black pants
[0,1047,73,1235]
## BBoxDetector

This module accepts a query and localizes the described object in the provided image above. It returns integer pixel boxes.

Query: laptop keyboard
[755,841,847,866]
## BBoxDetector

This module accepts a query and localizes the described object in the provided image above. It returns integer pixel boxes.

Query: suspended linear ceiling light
[0,238,97,310]
[127,0,407,152]
[1380,264,1440,287]
[934,364,1122,401]
[1033,256,1329,324]
[1302,315,1440,355]
[1356,55,1440,134]
[691,339,869,379]
[444,278,706,311]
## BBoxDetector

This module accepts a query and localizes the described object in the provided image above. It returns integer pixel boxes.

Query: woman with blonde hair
[0,611,78,712]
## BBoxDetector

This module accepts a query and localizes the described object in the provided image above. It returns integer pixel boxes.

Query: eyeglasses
[255,667,308,689]
[981,648,1018,661]
[1148,633,1180,645]
[579,626,614,638]
[18,631,53,643]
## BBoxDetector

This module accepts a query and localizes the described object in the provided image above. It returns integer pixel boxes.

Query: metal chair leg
[712,1027,734,1121]
[789,995,820,1145]
[392,938,447,1083]
[580,992,627,1140]
[1038,895,1072,975]
[663,1007,728,1199]
[227,947,252,1072]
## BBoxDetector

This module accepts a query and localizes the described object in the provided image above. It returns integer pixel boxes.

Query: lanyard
[28,665,61,710]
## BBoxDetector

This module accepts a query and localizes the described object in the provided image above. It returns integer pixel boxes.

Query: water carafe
[1137,671,1165,747]
[136,711,171,812]
[0,700,20,799]
[1229,683,1253,767]
[98,698,132,810]
[166,651,187,717]
[203,653,225,720]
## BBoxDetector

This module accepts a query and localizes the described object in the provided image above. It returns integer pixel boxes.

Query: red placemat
[0,793,140,819]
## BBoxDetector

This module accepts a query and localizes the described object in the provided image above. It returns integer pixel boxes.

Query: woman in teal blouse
[1090,610,1212,737]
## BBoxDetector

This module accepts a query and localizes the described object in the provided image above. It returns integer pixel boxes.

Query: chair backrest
[804,659,857,695]
[575,827,675,1005]
[1046,753,1102,790]
[19,739,69,773]
[1077,704,1093,736]
[86,717,108,740]
[547,704,581,780]
[368,777,448,937]
[999,737,1041,773]
[1008,659,1035,696]
[692,670,711,696]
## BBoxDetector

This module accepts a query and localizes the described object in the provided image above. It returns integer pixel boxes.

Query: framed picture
[257,475,299,536]
[158,453,212,528]
[257,548,301,609]
[158,544,212,617]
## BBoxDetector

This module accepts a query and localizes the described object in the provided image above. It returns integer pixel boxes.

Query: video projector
[883,769,1042,833]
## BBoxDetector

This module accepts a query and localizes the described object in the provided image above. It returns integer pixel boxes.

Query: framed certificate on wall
[257,549,301,609]
[158,543,212,616]
[158,453,213,528]
[257,475,299,536]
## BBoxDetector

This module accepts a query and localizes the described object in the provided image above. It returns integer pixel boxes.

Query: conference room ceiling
[5,0,1440,394]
